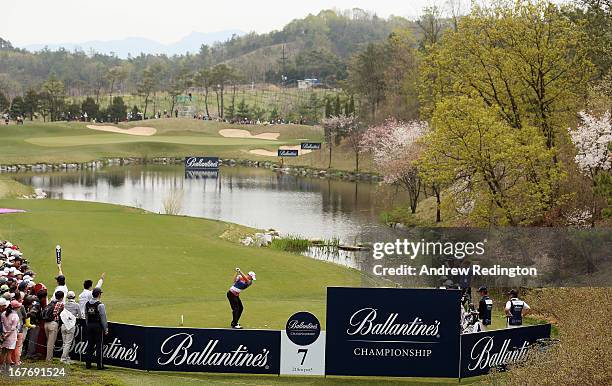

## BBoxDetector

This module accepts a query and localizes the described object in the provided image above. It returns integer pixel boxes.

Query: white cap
[0,298,7,307]
[248,271,257,281]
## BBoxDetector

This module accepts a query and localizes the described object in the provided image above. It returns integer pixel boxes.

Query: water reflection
[15,165,406,245]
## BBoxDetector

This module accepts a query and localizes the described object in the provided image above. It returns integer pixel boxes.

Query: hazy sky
[1,0,458,46]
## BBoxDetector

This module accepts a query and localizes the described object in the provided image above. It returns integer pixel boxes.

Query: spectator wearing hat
[477,286,493,331]
[85,287,108,370]
[78,272,105,316]
[43,290,64,361]
[25,286,46,359]
[0,300,21,368]
[59,291,82,364]
[227,268,256,329]
[9,292,26,365]
[505,289,531,328]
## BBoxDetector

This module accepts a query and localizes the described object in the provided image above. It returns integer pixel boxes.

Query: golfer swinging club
[227,267,256,329]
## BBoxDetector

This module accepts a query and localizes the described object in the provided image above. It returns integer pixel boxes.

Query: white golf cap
[0,298,7,307]
[248,271,256,280]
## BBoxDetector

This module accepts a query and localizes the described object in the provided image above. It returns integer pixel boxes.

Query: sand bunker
[219,129,280,140]
[87,125,157,136]
[249,146,312,157]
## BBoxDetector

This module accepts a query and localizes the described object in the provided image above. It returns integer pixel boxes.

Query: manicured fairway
[0,198,361,329]
[0,119,374,171]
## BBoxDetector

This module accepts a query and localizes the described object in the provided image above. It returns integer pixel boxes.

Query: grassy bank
[0,198,362,329]
[0,119,372,172]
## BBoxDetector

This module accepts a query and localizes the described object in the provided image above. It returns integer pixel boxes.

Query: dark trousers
[227,291,243,327]
[85,324,104,369]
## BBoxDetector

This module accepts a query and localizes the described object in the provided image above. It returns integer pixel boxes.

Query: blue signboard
[54,321,280,374]
[55,320,147,369]
[185,156,220,170]
[300,142,322,150]
[146,327,280,374]
[325,287,462,378]
[460,324,551,378]
[278,149,299,157]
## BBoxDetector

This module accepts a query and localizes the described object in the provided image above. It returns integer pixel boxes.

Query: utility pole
[280,44,288,89]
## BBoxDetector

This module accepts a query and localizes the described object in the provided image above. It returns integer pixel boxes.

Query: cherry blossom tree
[568,110,612,224]
[361,118,429,213]
[569,111,612,178]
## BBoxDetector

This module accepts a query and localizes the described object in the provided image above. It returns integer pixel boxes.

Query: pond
[15,165,408,262]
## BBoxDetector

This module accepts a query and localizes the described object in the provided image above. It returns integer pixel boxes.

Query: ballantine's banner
[184,156,220,170]
[54,320,147,369]
[460,324,552,378]
[325,287,462,378]
[54,293,551,378]
[55,321,280,374]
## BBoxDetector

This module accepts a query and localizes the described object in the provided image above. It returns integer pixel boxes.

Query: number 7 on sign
[297,348,308,365]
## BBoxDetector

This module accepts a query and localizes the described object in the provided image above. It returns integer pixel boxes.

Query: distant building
[298,78,321,89]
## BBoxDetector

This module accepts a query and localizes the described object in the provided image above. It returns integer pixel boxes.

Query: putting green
[26,134,286,147]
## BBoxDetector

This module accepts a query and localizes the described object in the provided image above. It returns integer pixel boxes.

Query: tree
[334,94,342,116]
[108,96,127,123]
[362,118,428,213]
[324,98,333,118]
[166,66,192,117]
[42,74,65,121]
[106,65,128,106]
[236,98,250,120]
[347,43,386,120]
[23,89,39,120]
[194,68,212,118]
[81,97,99,121]
[421,1,593,158]
[321,115,355,169]
[420,96,560,226]
[9,96,25,118]
[269,106,280,122]
[417,6,444,49]
[343,115,364,171]
[568,0,612,78]
[211,64,234,119]
[0,91,10,112]
[64,102,81,120]
[383,29,419,120]
[568,110,612,224]
[137,66,158,118]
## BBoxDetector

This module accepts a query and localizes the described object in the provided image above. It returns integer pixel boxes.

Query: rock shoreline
[0,157,382,182]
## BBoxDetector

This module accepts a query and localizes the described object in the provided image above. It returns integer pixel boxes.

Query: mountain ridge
[21,30,245,58]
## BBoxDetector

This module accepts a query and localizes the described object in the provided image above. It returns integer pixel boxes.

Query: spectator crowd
[0,240,106,370]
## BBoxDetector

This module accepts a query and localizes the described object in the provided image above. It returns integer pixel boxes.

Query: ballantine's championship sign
[184,156,220,170]
[278,149,299,157]
[460,324,551,378]
[325,287,461,377]
[54,321,280,374]
[300,142,322,150]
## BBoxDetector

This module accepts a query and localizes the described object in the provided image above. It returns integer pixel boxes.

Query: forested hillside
[0,9,416,97]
